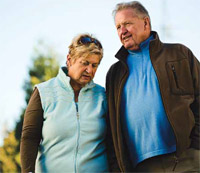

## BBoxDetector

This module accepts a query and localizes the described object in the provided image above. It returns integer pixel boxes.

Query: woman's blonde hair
[68,33,103,63]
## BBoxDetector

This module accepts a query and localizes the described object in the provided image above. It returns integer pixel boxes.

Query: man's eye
[116,25,121,30]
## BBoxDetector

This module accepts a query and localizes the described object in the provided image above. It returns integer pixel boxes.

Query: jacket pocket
[166,59,194,95]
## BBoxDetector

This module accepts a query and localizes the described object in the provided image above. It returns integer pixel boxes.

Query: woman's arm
[20,88,43,173]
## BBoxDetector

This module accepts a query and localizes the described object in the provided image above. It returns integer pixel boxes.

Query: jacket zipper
[171,65,179,89]
[74,105,80,173]
[116,62,129,172]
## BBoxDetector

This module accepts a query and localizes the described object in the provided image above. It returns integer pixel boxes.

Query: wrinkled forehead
[74,52,101,63]
[115,9,139,25]
[83,53,101,62]
[115,8,141,20]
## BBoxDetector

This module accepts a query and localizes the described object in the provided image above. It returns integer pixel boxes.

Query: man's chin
[124,44,139,51]
[123,42,132,49]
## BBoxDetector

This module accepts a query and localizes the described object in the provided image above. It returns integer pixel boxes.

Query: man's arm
[188,50,200,149]
[105,67,121,172]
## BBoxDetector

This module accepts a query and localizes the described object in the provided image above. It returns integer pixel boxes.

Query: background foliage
[0,43,60,172]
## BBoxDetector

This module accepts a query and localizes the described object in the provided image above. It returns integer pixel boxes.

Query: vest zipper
[171,65,179,89]
[74,105,80,173]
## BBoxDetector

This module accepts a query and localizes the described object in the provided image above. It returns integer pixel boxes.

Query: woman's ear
[67,54,71,67]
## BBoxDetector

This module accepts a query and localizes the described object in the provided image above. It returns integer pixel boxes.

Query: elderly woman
[20,34,109,172]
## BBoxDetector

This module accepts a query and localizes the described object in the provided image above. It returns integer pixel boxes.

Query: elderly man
[106,1,200,172]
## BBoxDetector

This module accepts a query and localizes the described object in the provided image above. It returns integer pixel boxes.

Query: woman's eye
[81,61,89,66]
[92,64,99,68]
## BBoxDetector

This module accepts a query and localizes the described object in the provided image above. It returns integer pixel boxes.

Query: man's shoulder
[106,60,127,85]
[163,42,190,52]
[157,42,195,62]
[108,60,123,72]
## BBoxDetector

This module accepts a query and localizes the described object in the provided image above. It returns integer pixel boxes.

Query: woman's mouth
[82,75,91,80]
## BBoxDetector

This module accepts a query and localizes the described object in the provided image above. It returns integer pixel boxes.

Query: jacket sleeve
[20,88,44,173]
[188,50,200,149]
[105,114,121,172]
[105,67,121,172]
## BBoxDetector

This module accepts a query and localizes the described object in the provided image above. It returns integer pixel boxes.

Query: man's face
[115,8,150,50]
[67,54,100,88]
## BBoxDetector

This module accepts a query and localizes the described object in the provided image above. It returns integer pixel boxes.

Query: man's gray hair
[112,1,151,21]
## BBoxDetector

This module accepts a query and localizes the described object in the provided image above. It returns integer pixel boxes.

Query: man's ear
[144,17,150,30]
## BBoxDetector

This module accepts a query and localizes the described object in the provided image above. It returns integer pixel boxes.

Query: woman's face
[67,54,101,88]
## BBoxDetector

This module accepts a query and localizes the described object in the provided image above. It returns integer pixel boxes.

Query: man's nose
[121,26,128,34]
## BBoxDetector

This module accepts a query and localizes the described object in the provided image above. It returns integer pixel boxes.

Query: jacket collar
[115,31,163,62]
[57,67,96,92]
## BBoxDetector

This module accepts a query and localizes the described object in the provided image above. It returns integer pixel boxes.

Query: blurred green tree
[0,42,60,172]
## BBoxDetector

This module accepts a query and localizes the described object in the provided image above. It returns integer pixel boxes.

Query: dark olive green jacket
[106,31,200,172]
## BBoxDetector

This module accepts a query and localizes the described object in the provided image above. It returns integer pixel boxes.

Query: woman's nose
[86,65,93,73]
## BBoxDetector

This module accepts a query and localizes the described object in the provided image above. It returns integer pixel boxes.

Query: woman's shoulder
[36,77,57,90]
[93,83,105,92]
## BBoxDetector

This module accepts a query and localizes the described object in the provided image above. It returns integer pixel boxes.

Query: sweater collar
[115,31,163,62]
[128,35,154,54]
[57,67,95,91]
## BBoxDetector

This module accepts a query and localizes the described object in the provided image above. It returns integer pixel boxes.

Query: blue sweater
[121,36,176,167]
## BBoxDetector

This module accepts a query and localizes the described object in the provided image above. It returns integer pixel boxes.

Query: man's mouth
[122,35,132,41]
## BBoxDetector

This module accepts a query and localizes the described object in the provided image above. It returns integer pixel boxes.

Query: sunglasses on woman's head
[79,36,102,49]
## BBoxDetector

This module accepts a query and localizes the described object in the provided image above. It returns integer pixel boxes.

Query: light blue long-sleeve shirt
[121,35,176,167]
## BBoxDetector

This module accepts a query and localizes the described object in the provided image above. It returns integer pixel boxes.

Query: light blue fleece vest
[35,68,109,173]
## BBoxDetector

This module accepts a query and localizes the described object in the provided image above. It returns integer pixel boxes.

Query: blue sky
[0,0,199,145]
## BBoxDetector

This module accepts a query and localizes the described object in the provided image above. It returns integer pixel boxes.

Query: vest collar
[57,67,96,92]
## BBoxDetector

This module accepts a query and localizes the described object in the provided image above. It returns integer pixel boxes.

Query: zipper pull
[172,155,179,171]
[76,112,79,119]
[171,65,179,89]
[171,65,175,71]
